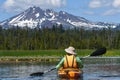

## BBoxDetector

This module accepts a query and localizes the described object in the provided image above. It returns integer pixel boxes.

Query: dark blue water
[0,58,120,80]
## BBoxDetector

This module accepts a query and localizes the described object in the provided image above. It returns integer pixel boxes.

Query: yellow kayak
[58,68,83,79]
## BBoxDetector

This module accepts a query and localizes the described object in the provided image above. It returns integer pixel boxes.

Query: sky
[0,0,120,23]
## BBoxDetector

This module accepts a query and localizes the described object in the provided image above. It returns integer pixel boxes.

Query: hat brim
[65,49,76,55]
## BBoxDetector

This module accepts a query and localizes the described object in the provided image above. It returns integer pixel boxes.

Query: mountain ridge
[0,6,118,29]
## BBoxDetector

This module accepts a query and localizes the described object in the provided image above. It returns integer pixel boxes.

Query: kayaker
[55,46,83,70]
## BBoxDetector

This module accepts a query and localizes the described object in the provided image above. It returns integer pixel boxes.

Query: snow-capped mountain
[0,6,118,29]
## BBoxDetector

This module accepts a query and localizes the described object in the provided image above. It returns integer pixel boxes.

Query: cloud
[88,0,120,15]
[112,0,120,8]
[103,9,120,15]
[2,0,66,12]
[89,0,112,8]
[89,0,102,8]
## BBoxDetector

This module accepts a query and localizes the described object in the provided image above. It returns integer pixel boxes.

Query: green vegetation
[0,50,90,57]
[0,49,119,57]
[0,25,119,62]
[0,25,120,50]
[104,49,120,56]
[0,50,119,62]
[0,50,62,57]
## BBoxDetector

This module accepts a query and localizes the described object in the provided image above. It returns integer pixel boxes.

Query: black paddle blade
[30,68,56,76]
[90,47,106,56]
[30,72,44,76]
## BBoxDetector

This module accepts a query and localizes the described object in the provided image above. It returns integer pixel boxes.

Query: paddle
[83,47,106,58]
[30,68,56,76]
[30,47,106,76]
[100,75,120,77]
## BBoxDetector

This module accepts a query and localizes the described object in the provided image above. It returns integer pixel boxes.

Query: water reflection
[59,78,83,80]
[0,57,120,80]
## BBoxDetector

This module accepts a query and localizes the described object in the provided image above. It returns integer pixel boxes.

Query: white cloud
[3,0,66,12]
[113,0,120,8]
[89,0,102,8]
[103,9,120,15]
[88,0,120,15]
[89,0,120,8]
[4,0,14,7]
[89,0,112,8]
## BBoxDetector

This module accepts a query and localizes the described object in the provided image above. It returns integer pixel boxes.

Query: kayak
[58,68,83,79]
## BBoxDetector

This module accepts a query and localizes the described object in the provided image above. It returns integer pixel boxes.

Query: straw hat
[65,46,76,55]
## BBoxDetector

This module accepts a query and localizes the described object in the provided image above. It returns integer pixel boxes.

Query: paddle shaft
[30,68,56,76]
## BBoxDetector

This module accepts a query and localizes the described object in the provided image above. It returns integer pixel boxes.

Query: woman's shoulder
[76,56,81,59]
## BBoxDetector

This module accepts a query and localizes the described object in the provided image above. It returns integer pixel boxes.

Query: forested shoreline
[0,25,120,50]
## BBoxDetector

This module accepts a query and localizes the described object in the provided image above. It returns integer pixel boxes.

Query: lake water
[0,57,120,80]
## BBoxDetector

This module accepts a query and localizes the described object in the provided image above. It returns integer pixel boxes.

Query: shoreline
[0,56,120,63]
[0,56,61,63]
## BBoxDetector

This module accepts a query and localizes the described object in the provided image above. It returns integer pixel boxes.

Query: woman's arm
[55,57,64,70]
[76,57,83,68]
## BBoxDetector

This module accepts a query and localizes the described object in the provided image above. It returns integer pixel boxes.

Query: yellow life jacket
[63,55,78,68]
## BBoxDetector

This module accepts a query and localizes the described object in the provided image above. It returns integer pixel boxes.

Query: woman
[55,46,83,79]
[56,46,83,69]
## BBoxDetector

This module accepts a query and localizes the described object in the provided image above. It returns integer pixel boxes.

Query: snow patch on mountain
[11,20,38,28]
[9,15,23,24]
[35,13,40,18]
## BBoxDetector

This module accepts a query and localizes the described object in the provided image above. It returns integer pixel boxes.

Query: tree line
[0,25,120,50]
